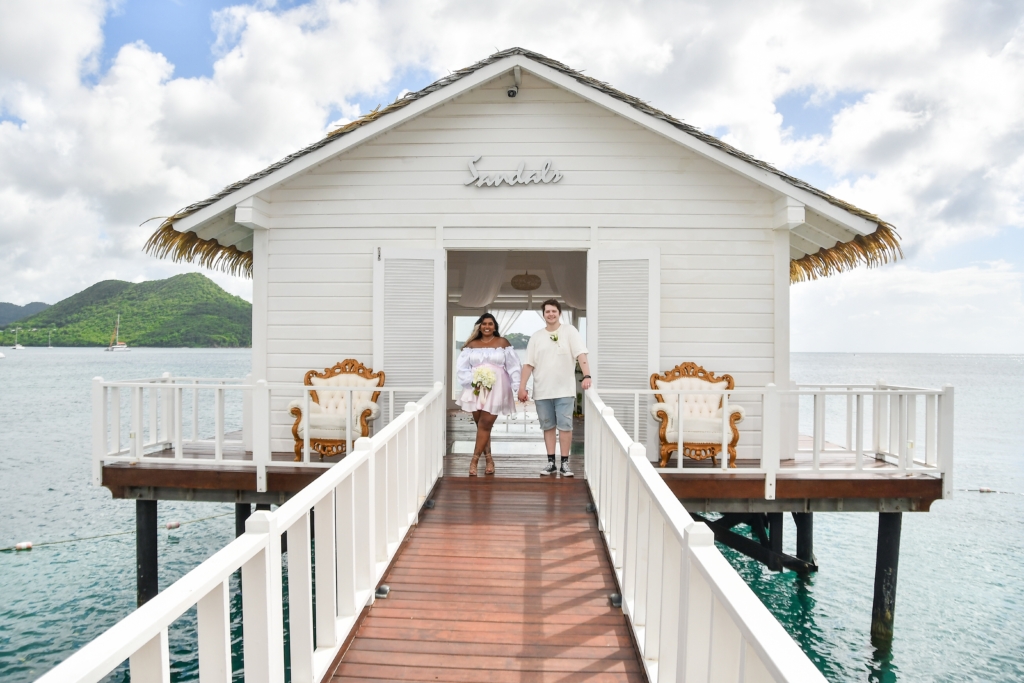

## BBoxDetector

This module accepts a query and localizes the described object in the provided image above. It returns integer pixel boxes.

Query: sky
[1,0,1022,352]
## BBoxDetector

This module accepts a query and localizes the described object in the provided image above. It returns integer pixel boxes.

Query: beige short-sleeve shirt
[525,324,588,400]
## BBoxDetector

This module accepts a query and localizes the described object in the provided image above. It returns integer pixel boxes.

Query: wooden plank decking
[326,477,643,682]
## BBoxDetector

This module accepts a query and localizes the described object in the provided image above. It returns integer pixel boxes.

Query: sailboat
[11,328,24,350]
[48,330,54,348]
[105,314,130,352]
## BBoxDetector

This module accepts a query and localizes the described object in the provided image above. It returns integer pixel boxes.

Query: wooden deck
[325,477,644,682]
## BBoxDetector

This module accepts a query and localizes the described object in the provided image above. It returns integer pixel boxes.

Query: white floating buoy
[15,542,32,551]
[979,487,995,493]
[166,521,180,529]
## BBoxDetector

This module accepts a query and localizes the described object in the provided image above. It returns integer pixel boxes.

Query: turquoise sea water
[1,349,1022,681]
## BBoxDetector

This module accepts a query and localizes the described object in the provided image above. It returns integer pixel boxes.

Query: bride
[455,313,522,475]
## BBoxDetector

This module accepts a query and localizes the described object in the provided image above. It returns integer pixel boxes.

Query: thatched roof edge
[790,222,902,283]
[149,47,902,282]
[144,222,253,278]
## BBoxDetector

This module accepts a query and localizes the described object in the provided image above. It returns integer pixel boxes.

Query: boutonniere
[549,333,559,343]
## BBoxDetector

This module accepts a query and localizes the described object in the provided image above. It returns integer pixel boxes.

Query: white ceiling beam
[790,231,829,256]
[804,209,859,244]
[215,224,254,248]
[194,212,236,241]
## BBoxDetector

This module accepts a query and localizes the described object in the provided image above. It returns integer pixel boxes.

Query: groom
[518,299,592,476]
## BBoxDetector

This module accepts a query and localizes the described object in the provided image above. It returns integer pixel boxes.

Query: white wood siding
[261,72,778,457]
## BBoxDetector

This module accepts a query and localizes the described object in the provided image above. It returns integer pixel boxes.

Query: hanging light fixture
[511,271,542,307]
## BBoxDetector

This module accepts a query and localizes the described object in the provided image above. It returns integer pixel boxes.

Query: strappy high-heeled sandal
[469,452,481,476]
[484,451,495,475]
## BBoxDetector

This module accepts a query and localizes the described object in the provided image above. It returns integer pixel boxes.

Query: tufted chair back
[654,376,729,418]
[650,362,735,419]
[310,374,381,412]
[304,360,385,413]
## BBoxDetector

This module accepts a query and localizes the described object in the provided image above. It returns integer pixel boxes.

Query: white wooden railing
[91,374,438,492]
[44,382,445,683]
[585,389,826,683]
[601,381,954,500]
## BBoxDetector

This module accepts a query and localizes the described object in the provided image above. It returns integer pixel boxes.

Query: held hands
[517,387,529,403]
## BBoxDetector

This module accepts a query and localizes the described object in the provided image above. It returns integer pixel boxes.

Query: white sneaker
[540,461,557,476]
[559,460,574,477]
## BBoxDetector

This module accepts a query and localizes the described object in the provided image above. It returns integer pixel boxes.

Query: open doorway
[445,250,587,476]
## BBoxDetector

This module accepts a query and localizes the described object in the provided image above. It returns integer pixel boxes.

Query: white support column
[762,384,779,500]
[336,476,357,617]
[92,377,105,486]
[939,386,955,498]
[251,226,270,385]
[254,380,270,492]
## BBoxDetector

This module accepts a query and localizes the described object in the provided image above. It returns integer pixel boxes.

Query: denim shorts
[535,397,575,432]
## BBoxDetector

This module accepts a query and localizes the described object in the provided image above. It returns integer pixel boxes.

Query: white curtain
[492,309,523,336]
[458,252,507,307]
[547,252,587,309]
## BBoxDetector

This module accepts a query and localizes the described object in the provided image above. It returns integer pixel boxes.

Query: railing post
[762,384,779,500]
[92,377,105,486]
[939,385,954,498]
[336,476,357,617]
[678,523,715,682]
[812,391,824,469]
[197,579,232,683]
[111,386,121,456]
[242,511,285,683]
[253,380,270,493]
[856,393,865,470]
[243,373,254,452]
[873,379,884,454]
[160,373,173,445]
[287,514,314,683]
[174,386,184,460]
[129,628,170,683]
[354,439,376,592]
[131,386,143,460]
[720,391,730,471]
[149,384,158,448]
[215,385,225,461]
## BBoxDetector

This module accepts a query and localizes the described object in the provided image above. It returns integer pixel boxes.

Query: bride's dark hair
[465,313,501,346]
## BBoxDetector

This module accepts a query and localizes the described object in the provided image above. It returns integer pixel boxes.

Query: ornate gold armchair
[650,362,745,468]
[288,360,385,461]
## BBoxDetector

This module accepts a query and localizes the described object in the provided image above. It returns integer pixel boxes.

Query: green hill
[0,301,49,326]
[2,274,251,347]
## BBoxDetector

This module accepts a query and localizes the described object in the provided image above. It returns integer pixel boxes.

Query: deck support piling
[768,512,783,554]
[136,500,158,607]
[235,503,251,538]
[871,512,903,644]
[792,512,815,564]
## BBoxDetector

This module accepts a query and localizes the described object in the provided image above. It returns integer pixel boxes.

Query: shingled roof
[146,47,901,282]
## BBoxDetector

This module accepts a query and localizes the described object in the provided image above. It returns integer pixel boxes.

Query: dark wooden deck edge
[660,472,942,498]
[102,463,326,498]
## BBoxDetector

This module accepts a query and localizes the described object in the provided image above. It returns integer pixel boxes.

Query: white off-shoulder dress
[456,346,523,416]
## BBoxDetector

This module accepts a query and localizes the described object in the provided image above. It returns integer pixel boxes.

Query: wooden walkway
[326,477,644,682]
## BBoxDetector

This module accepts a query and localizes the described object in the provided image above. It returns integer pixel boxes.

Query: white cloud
[792,262,1024,353]
[0,0,1022,352]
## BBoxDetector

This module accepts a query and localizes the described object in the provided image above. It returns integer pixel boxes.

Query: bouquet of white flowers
[471,367,497,396]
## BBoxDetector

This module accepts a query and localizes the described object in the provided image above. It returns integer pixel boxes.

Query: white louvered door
[587,249,660,457]
[373,248,446,427]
